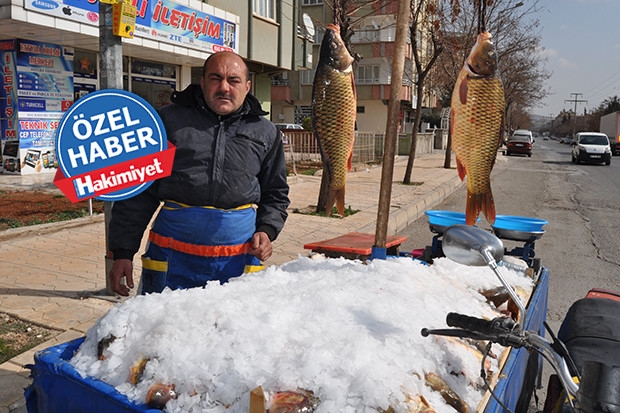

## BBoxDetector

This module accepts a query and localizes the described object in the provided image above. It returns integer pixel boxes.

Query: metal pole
[565,93,587,137]
[373,0,409,258]
[99,2,123,295]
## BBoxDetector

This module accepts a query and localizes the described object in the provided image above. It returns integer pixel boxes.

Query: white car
[274,123,303,131]
[571,132,611,165]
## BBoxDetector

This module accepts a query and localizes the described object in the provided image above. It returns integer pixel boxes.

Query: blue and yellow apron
[139,201,264,294]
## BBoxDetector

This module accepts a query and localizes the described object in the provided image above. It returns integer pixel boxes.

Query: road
[396,138,620,412]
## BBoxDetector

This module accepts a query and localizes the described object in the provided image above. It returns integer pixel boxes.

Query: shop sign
[1,39,72,175]
[24,0,237,53]
[0,40,18,142]
[54,89,175,202]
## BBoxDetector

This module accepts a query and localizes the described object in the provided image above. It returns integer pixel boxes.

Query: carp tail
[465,188,496,225]
[324,187,345,217]
[334,187,345,217]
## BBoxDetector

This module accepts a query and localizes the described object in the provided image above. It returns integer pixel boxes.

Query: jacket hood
[170,84,269,117]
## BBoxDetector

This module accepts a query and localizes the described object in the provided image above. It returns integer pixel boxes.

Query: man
[108,51,290,296]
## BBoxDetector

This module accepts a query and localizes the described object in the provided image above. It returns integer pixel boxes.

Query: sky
[535,0,620,117]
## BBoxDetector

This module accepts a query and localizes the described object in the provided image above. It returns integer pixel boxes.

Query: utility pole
[548,113,554,132]
[99,1,123,296]
[565,93,587,137]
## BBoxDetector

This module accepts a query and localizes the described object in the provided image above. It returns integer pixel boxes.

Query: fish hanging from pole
[450,31,505,225]
[311,23,357,217]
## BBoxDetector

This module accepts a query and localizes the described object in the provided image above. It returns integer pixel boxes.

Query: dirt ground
[0,189,105,231]
[0,313,59,364]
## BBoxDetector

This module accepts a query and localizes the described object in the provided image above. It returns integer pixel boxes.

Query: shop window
[129,59,178,110]
[191,66,203,84]
[73,49,98,101]
[131,79,175,110]
[131,60,176,78]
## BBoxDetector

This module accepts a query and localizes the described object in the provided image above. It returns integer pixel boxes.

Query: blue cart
[24,268,548,413]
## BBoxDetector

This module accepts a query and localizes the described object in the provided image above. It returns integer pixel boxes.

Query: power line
[564,92,587,135]
[584,68,620,102]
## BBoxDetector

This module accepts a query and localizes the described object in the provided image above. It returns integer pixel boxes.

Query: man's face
[200,53,251,116]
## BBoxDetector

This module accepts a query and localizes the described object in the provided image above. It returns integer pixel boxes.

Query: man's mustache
[214,92,233,100]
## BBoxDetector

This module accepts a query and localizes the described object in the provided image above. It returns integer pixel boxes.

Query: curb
[359,174,464,235]
[0,214,105,242]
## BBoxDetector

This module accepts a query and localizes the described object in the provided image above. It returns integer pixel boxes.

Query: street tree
[486,0,550,131]
[594,96,620,115]
[402,0,445,185]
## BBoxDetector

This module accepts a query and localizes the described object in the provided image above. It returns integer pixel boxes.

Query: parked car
[504,129,533,157]
[571,132,611,165]
[274,123,303,132]
[274,123,304,144]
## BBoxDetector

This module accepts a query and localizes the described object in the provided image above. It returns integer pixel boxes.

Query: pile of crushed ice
[70,255,534,413]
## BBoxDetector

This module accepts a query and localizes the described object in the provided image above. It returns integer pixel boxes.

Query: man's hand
[249,231,272,262]
[109,258,134,296]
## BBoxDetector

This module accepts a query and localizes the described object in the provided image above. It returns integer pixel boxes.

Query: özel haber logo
[54,89,175,202]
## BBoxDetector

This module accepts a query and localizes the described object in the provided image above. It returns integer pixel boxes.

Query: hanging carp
[311,23,357,216]
[450,31,505,225]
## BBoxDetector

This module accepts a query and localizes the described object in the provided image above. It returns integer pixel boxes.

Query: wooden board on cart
[303,232,407,260]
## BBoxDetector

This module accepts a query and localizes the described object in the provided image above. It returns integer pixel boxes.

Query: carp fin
[455,157,467,181]
[347,150,353,172]
[459,76,469,105]
[483,191,496,224]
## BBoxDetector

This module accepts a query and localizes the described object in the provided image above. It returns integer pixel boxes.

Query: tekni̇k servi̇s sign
[54,89,175,202]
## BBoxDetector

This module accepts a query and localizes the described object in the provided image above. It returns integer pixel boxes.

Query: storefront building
[0,0,306,174]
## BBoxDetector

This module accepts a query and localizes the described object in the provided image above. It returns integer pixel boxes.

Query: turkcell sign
[54,89,175,202]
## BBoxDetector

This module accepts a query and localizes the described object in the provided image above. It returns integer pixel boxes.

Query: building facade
[270,0,420,134]
[0,0,308,174]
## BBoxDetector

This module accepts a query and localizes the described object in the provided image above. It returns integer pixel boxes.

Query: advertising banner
[0,39,73,174]
[24,0,237,54]
[0,39,20,172]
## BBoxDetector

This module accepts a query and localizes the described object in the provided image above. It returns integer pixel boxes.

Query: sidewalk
[0,152,462,413]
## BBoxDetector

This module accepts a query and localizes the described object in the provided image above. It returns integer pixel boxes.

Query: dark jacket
[109,84,290,260]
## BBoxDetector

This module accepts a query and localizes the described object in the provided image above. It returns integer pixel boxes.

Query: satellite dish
[302,13,315,37]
